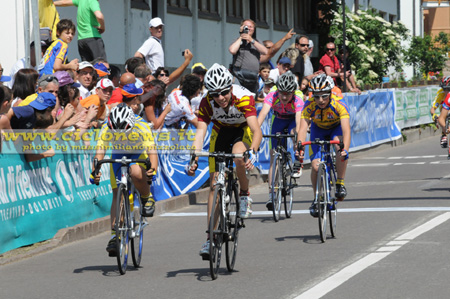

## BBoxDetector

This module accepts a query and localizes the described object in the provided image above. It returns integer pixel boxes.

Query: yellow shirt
[39,0,60,41]
[18,93,38,107]
[301,94,350,129]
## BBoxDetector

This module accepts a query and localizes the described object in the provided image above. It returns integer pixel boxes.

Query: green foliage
[328,6,409,85]
[403,32,450,76]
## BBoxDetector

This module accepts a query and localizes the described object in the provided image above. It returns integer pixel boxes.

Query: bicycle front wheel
[115,184,130,274]
[225,182,239,272]
[131,191,144,268]
[328,163,337,238]
[284,158,294,218]
[316,164,328,243]
[271,155,282,222]
[209,187,223,280]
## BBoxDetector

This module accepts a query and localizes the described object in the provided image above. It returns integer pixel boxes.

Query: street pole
[342,0,347,92]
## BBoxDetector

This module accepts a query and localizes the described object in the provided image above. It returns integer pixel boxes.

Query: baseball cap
[279,57,292,65]
[78,61,94,71]
[191,62,207,75]
[93,62,110,77]
[96,78,115,90]
[53,71,81,88]
[149,17,164,28]
[121,83,144,98]
[264,78,275,85]
[0,76,11,82]
[29,92,56,110]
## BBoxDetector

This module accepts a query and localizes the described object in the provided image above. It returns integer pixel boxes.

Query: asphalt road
[2,135,450,299]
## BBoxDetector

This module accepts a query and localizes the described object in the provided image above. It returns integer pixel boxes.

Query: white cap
[79,61,94,70]
[309,40,314,48]
[149,17,164,28]
[96,78,115,89]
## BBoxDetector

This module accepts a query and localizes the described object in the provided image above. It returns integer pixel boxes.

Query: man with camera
[229,19,268,94]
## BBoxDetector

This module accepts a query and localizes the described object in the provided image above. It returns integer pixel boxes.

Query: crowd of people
[0,11,356,259]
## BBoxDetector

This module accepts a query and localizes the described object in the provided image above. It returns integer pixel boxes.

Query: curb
[0,126,439,265]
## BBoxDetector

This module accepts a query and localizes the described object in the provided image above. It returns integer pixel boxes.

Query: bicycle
[189,151,247,280]
[93,156,152,275]
[263,129,298,222]
[298,138,343,243]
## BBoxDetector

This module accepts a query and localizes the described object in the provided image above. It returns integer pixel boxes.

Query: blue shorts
[110,152,148,189]
[309,123,342,161]
[270,116,296,149]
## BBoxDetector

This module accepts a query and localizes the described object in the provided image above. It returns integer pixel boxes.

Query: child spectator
[38,19,79,76]
[257,63,271,100]
[80,78,115,126]
[300,76,310,99]
[0,86,12,114]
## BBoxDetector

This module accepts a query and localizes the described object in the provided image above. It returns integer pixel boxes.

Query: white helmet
[277,71,297,93]
[309,74,334,93]
[204,63,233,91]
[107,104,135,132]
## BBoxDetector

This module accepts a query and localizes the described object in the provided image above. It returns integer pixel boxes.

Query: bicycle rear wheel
[316,164,328,243]
[284,158,294,218]
[271,155,282,222]
[225,182,239,272]
[131,191,144,268]
[115,184,130,274]
[209,187,223,280]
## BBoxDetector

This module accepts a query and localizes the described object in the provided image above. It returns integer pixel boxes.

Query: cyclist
[257,71,304,211]
[186,63,262,259]
[430,76,450,148]
[296,74,350,217]
[437,82,450,149]
[90,104,158,257]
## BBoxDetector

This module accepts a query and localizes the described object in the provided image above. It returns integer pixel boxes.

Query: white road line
[388,156,403,159]
[393,162,426,166]
[349,163,391,167]
[160,207,450,217]
[293,212,450,299]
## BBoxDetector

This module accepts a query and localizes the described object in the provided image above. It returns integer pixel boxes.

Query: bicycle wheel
[271,155,282,222]
[284,157,294,218]
[316,164,327,243]
[209,187,223,280]
[115,184,130,274]
[328,162,337,238]
[225,181,239,272]
[131,191,144,268]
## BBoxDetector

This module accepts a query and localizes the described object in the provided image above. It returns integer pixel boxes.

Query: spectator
[76,61,95,99]
[11,68,39,106]
[260,29,296,67]
[163,74,201,129]
[299,76,310,100]
[229,19,268,94]
[135,17,165,72]
[0,86,13,114]
[337,46,361,94]
[108,72,136,105]
[304,40,314,77]
[0,63,11,85]
[319,42,350,85]
[54,0,107,61]
[142,79,170,129]
[135,65,154,90]
[19,74,59,107]
[290,35,310,81]
[93,62,110,79]
[80,78,114,125]
[38,19,79,76]
[108,65,121,87]
[269,57,292,84]
[125,56,145,74]
[154,67,170,85]
[120,83,144,116]
[258,62,271,99]
[38,0,60,40]
[263,78,276,97]
[190,63,208,113]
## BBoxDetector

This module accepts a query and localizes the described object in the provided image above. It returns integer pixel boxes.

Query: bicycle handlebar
[263,133,296,139]
[93,157,152,186]
[298,138,344,151]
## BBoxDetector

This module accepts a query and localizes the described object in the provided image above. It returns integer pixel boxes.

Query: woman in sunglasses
[297,74,351,217]
[154,67,170,85]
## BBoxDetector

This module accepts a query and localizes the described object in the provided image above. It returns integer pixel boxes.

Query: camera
[181,51,185,56]
[243,26,249,34]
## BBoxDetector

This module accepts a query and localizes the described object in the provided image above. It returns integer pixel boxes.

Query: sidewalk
[0,126,440,265]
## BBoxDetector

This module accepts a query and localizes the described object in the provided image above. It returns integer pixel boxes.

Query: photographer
[229,19,268,94]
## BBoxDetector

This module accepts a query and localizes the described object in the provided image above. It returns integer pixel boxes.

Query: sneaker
[441,135,448,148]
[106,236,117,257]
[239,196,253,218]
[141,198,155,217]
[335,184,347,201]
[309,203,318,218]
[292,161,303,178]
[199,240,210,260]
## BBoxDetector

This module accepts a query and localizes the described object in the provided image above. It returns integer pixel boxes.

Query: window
[167,0,192,16]
[227,0,243,23]
[294,0,312,32]
[131,0,149,10]
[198,0,220,20]
[273,0,288,30]
[250,0,268,28]
[378,10,387,20]
[389,14,396,23]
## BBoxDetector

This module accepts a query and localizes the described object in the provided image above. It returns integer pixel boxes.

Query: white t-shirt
[190,87,207,113]
[163,89,196,126]
[78,84,91,99]
[137,36,164,72]
[304,56,314,77]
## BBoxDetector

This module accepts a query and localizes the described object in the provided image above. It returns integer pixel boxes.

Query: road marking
[293,212,450,299]
[349,163,391,167]
[393,162,426,166]
[160,207,450,217]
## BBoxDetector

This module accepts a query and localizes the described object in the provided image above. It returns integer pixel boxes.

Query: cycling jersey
[197,84,257,132]
[38,39,69,76]
[432,88,447,109]
[264,90,304,119]
[301,94,349,129]
[163,89,196,127]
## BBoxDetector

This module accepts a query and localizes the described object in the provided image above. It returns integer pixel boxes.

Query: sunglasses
[79,70,93,76]
[158,73,168,77]
[313,93,331,99]
[299,43,309,47]
[326,48,336,52]
[0,68,3,72]
[279,91,293,96]
[43,76,59,82]
[210,88,231,98]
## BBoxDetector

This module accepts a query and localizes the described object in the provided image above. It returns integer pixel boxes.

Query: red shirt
[107,88,123,104]
[319,54,340,83]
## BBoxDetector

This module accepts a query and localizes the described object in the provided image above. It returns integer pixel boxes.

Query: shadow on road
[166,267,237,281]
[73,265,140,276]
